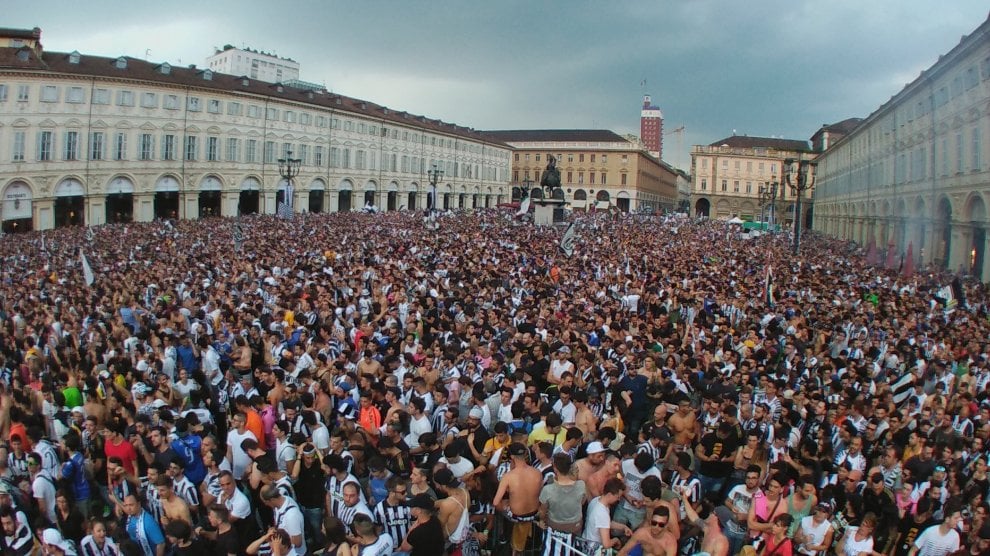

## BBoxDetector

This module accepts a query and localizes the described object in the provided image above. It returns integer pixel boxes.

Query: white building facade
[0,37,511,232]
[812,14,990,279]
[206,46,300,84]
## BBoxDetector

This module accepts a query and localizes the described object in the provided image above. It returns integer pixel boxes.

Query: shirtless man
[155,475,191,527]
[573,392,599,441]
[575,441,607,483]
[618,505,678,556]
[493,443,544,556]
[680,491,729,556]
[668,398,697,453]
[434,468,472,551]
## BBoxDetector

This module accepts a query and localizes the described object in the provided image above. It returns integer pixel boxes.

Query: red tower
[640,94,663,160]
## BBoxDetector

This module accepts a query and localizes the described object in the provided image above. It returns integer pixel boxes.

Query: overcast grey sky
[8,1,989,169]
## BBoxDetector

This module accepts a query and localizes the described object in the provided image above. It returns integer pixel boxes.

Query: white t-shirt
[553,400,577,425]
[619,460,661,510]
[440,457,475,479]
[582,497,611,544]
[226,429,257,479]
[840,527,874,556]
[221,488,252,520]
[912,525,960,556]
[32,473,57,524]
[273,500,307,555]
[311,425,331,453]
[405,415,432,449]
[797,516,832,556]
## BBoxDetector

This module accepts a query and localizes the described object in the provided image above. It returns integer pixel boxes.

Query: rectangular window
[41,85,58,103]
[264,141,275,164]
[225,138,238,162]
[733,181,740,192]
[164,95,179,110]
[184,136,197,161]
[601,173,606,185]
[37,130,53,161]
[227,102,242,116]
[208,99,221,114]
[139,133,154,160]
[578,172,584,184]
[12,131,25,162]
[315,146,324,167]
[63,131,79,160]
[747,161,753,172]
[316,116,327,128]
[283,111,296,123]
[247,105,260,118]
[281,143,292,159]
[746,181,752,193]
[297,144,308,165]
[342,148,350,169]
[266,107,278,120]
[621,173,628,185]
[163,134,176,161]
[721,180,727,192]
[66,87,84,103]
[566,171,573,183]
[117,90,134,106]
[601,154,607,164]
[187,97,200,111]
[330,147,339,168]
[356,150,366,170]
[590,172,595,184]
[93,88,109,105]
[622,154,628,164]
[941,138,949,176]
[207,136,219,161]
[16,85,29,102]
[590,154,596,163]
[0,84,7,102]
[957,132,964,173]
[973,127,982,171]
[89,132,104,161]
[579,154,584,163]
[141,92,157,108]
[701,178,707,191]
[113,133,127,160]
[246,140,257,163]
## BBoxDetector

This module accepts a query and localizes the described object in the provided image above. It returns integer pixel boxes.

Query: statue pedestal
[533,198,566,226]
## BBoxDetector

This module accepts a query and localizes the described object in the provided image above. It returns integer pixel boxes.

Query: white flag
[80,251,95,287]
[559,222,577,257]
[516,195,531,217]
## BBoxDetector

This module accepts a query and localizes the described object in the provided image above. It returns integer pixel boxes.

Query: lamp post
[277,150,302,213]
[427,163,444,215]
[784,158,817,255]
[760,179,778,230]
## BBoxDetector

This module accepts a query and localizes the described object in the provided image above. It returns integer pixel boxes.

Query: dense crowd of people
[0,208,989,556]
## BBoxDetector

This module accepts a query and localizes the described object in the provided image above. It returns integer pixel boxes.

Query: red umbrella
[885,242,898,269]
[902,242,915,277]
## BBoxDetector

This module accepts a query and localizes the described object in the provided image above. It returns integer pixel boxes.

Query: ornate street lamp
[277,150,302,214]
[784,158,818,254]
[759,177,778,230]
[427,164,444,214]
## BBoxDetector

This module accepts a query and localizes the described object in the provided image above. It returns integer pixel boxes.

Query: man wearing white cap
[575,441,607,483]
[41,527,78,556]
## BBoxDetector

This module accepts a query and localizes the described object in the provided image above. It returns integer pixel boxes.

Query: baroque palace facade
[0,28,511,232]
[812,14,990,279]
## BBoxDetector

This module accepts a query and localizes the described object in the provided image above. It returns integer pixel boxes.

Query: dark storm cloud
[7,0,988,169]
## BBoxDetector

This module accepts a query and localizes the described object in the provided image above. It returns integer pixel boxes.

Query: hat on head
[815,502,833,515]
[98,370,111,380]
[43,529,73,553]
[409,494,435,511]
[586,441,606,455]
[468,407,484,419]
[558,346,571,354]
[71,406,85,416]
[433,468,460,488]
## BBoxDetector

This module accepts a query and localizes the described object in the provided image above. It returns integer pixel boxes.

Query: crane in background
[667,125,686,170]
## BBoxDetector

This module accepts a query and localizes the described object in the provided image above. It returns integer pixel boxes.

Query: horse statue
[540,154,562,194]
